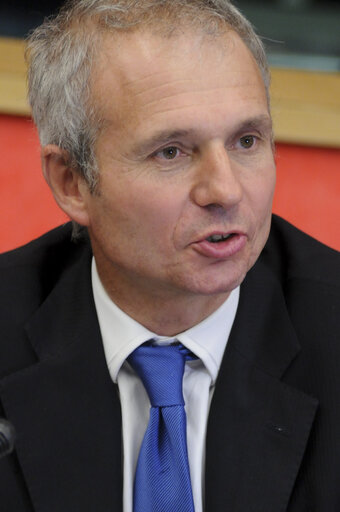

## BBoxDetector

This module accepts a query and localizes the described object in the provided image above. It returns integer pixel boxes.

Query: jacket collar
[205,258,318,511]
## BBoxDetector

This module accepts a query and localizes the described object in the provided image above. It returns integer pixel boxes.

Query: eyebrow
[231,115,273,137]
[132,129,191,156]
[132,114,273,156]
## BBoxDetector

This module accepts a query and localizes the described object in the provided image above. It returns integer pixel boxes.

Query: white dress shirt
[91,258,239,512]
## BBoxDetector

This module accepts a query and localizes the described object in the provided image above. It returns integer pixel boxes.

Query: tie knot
[128,343,193,407]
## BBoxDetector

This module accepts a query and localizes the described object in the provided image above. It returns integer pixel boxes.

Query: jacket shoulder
[263,216,339,363]
[0,224,82,304]
[0,224,90,375]
[0,222,90,304]
[264,215,340,289]
[265,216,340,386]
[0,223,74,268]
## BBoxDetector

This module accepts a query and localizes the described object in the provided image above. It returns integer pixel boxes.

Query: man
[0,0,339,511]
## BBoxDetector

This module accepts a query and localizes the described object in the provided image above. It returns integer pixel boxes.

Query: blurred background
[0,0,339,252]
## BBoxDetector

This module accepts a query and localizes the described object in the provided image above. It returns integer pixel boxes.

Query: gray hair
[27,0,270,190]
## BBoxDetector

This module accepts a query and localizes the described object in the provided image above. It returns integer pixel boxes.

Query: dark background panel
[1,0,339,70]
[0,1,63,37]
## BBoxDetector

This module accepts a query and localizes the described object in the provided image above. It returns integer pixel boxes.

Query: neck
[95,264,230,336]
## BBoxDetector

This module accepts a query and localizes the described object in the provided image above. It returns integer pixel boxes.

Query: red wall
[1,114,339,253]
[0,115,67,253]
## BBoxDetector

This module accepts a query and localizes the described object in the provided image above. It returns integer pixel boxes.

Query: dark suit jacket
[0,215,339,511]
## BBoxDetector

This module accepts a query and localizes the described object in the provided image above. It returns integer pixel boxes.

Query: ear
[41,145,90,227]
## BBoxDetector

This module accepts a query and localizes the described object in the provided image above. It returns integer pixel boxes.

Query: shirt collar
[91,258,239,384]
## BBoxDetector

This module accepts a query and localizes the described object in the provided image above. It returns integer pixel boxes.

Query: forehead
[92,28,268,139]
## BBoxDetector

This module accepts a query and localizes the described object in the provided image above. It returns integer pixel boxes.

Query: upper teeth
[207,234,231,242]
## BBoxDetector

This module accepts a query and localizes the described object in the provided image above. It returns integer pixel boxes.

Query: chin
[183,267,248,297]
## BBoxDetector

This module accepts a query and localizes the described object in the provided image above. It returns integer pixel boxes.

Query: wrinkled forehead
[91,27,265,123]
[94,27,232,82]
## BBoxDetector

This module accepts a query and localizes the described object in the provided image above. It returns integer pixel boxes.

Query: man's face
[83,29,276,307]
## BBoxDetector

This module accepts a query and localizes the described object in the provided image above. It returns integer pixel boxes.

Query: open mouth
[205,233,235,243]
[193,231,246,258]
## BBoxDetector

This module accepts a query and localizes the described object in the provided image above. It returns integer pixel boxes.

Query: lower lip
[192,234,247,259]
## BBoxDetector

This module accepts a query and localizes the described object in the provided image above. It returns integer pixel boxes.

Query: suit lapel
[0,248,123,511]
[205,259,318,512]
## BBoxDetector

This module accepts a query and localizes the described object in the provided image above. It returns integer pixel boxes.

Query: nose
[190,142,243,210]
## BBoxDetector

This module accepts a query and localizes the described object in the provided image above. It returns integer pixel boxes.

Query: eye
[239,135,256,149]
[156,146,181,160]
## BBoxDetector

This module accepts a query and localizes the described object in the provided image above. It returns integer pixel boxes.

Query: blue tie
[127,342,196,512]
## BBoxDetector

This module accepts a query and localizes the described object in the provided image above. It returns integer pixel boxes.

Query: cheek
[94,183,184,245]
[246,166,276,243]
[254,161,276,212]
